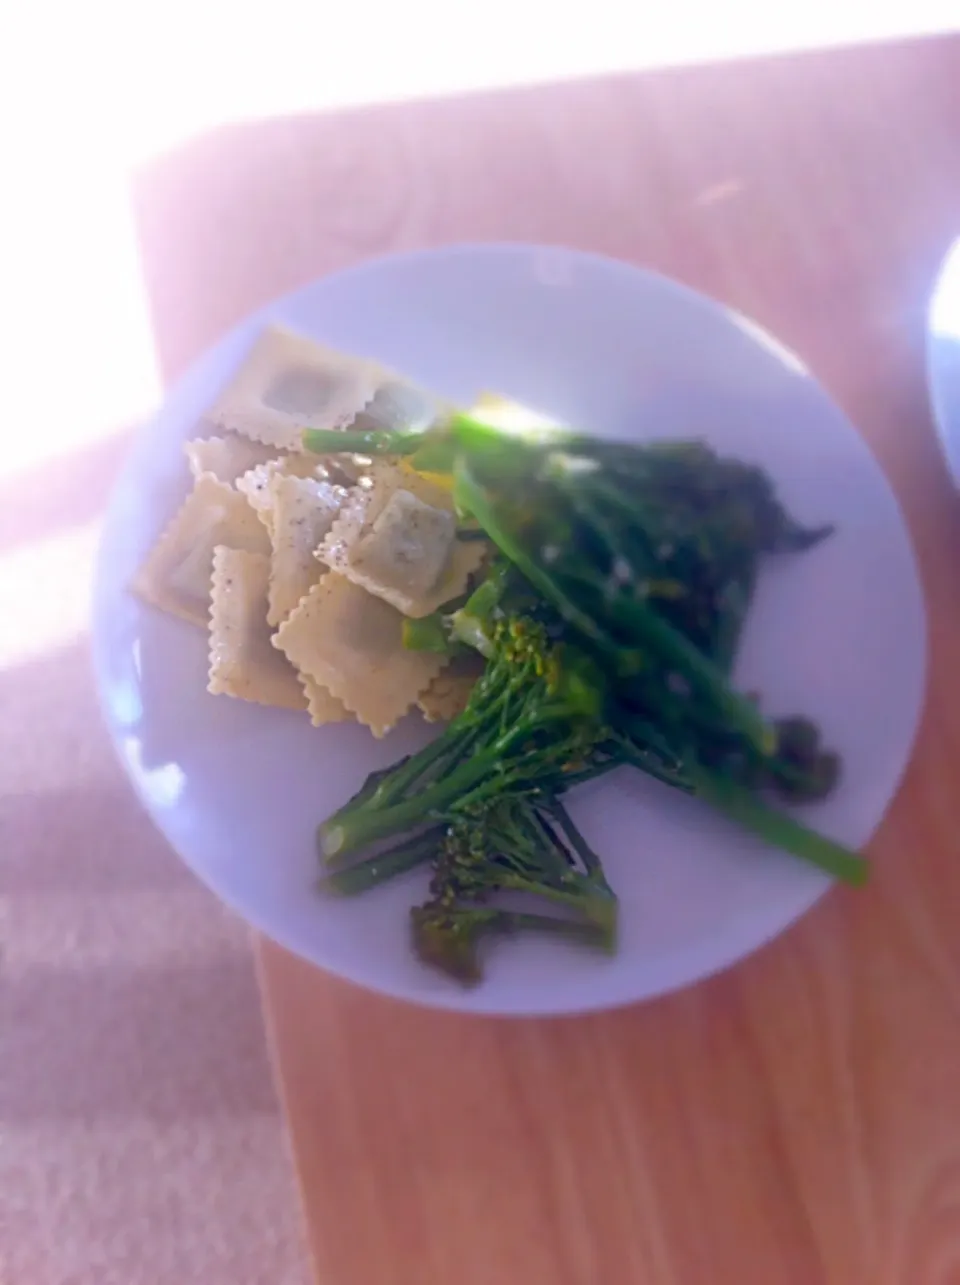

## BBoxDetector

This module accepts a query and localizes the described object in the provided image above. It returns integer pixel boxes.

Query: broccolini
[306,405,867,985]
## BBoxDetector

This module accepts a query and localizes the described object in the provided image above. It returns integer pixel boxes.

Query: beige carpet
[1,437,310,1285]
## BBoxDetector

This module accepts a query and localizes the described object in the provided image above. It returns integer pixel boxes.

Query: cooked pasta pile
[132,325,485,733]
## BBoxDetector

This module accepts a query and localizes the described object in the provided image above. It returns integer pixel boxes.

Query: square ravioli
[184,433,281,486]
[267,474,347,626]
[131,477,270,627]
[319,464,486,617]
[272,574,446,737]
[237,452,333,535]
[206,325,382,450]
[299,673,351,727]
[208,547,307,710]
[350,378,448,435]
[351,490,456,600]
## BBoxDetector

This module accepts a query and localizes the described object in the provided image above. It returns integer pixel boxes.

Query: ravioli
[266,474,347,625]
[131,477,270,627]
[207,547,307,710]
[183,434,281,486]
[319,464,486,617]
[206,325,382,450]
[417,652,484,723]
[271,573,446,737]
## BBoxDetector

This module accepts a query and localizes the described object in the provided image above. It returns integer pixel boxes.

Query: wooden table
[134,35,960,1285]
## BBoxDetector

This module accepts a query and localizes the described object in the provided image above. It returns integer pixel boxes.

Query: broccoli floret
[430,796,617,933]
[324,790,618,984]
[318,605,611,863]
[410,902,614,986]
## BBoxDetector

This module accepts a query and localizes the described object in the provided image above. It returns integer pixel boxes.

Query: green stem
[608,594,773,752]
[453,459,616,652]
[450,412,572,453]
[546,797,603,880]
[691,766,868,885]
[402,614,455,653]
[502,910,617,953]
[601,730,694,794]
[499,872,614,927]
[347,761,409,811]
[491,801,575,885]
[712,565,756,673]
[367,729,464,808]
[321,734,466,865]
[302,427,421,456]
[550,756,622,792]
[552,473,623,565]
[455,458,774,757]
[323,826,446,895]
[319,747,502,860]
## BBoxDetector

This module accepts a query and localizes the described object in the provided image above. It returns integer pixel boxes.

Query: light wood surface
[134,35,960,1285]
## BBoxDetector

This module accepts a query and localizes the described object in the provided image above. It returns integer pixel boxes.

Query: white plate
[93,244,926,1016]
[928,236,960,486]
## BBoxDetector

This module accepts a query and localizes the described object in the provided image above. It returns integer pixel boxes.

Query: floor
[0,436,309,1283]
